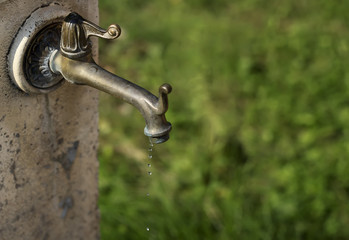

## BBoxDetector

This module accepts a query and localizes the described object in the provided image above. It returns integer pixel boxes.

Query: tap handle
[60,12,121,58]
[156,83,172,115]
[81,19,121,40]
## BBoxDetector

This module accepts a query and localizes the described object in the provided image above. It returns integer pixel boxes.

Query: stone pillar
[0,1,100,239]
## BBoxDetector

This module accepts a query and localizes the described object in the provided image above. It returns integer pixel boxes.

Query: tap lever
[81,20,121,40]
[61,12,121,58]
[156,83,172,115]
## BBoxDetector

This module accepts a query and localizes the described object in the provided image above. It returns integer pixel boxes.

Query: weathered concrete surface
[0,1,100,239]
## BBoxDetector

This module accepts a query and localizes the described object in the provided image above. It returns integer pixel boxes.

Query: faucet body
[50,51,172,142]
[48,12,172,143]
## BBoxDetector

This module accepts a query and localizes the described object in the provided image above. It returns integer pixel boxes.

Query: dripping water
[146,137,154,236]
[147,137,153,180]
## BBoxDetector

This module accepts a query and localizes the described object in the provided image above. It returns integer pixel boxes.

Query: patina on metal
[9,11,172,143]
[7,5,70,93]
[24,23,63,89]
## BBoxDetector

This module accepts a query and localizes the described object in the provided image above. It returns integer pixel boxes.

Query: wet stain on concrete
[59,196,74,218]
[57,137,64,145]
[9,161,17,184]
[9,161,25,189]
[11,215,20,223]
[0,115,6,122]
[53,141,79,178]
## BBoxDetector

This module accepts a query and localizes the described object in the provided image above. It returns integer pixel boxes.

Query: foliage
[98,0,349,239]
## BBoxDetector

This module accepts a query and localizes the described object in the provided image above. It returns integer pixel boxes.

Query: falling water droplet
[146,138,155,235]
[148,137,154,147]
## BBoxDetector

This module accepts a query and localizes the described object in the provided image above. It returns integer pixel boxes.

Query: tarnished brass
[59,12,121,58]
[24,23,63,89]
[50,12,172,143]
[8,11,172,143]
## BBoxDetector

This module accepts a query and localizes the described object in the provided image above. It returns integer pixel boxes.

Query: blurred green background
[98,0,349,239]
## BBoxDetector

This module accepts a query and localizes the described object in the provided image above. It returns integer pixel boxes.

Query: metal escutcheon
[7,4,70,94]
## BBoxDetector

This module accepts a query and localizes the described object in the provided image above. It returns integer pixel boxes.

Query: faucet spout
[50,50,172,143]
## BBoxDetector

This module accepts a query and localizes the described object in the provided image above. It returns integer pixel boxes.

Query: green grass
[98,0,349,239]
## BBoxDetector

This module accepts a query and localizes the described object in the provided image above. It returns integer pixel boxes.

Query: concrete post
[0,1,100,239]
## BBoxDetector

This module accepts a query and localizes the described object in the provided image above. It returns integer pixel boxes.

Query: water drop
[146,227,150,231]
[148,148,153,152]
[146,193,150,196]
[148,172,152,176]
[148,163,151,167]
[148,155,153,159]
[148,137,154,147]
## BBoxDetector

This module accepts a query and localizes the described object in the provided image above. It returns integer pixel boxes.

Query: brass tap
[49,12,172,143]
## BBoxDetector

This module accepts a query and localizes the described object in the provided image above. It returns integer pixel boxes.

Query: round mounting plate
[7,4,70,94]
